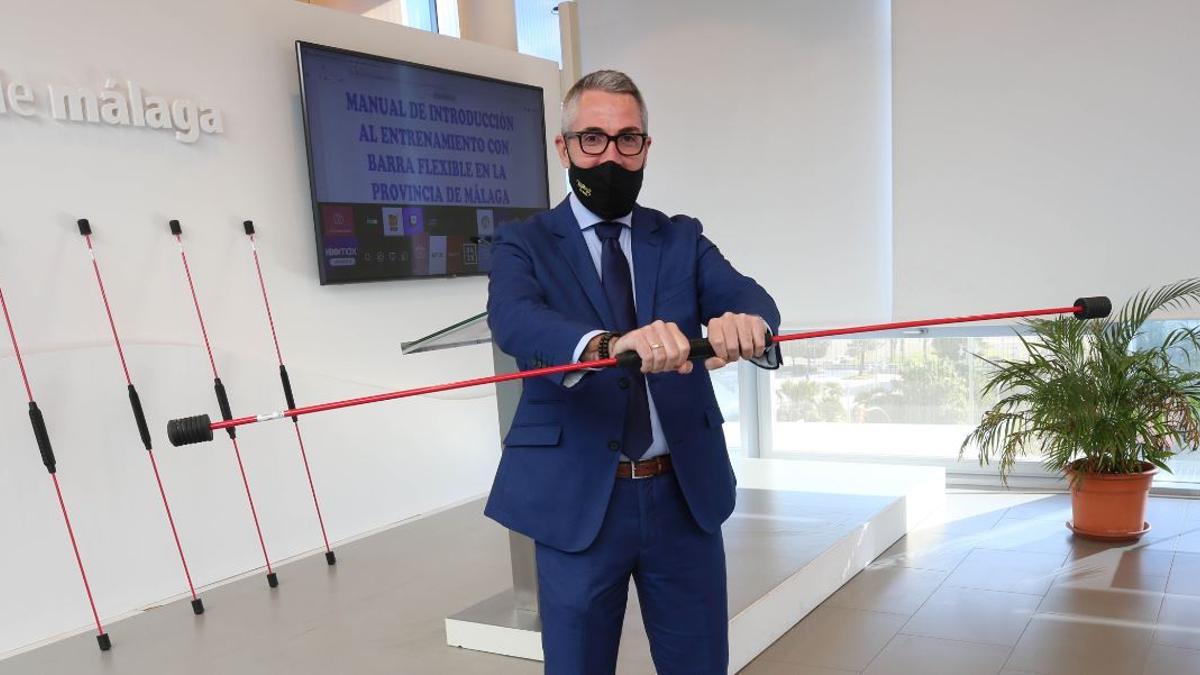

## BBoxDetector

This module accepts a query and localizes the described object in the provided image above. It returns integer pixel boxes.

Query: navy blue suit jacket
[484,198,780,552]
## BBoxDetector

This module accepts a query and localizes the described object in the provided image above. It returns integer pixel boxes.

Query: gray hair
[561,70,648,134]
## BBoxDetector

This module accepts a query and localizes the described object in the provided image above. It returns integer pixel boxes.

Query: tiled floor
[5,491,1197,674]
[742,492,1200,675]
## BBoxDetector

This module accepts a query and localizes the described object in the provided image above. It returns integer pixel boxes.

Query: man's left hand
[705,312,767,370]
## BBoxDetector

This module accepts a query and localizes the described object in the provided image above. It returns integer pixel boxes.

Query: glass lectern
[403,313,544,656]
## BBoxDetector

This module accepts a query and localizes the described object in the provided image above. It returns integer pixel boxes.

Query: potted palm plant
[962,279,1200,540]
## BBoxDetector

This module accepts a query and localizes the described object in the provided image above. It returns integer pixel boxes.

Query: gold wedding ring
[650,343,663,350]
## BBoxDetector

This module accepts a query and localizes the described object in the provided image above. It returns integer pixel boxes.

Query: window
[754,321,1200,492]
[404,0,438,32]
[515,0,562,64]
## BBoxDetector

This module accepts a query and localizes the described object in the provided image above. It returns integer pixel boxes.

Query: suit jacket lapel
[550,199,616,328]
[631,206,662,327]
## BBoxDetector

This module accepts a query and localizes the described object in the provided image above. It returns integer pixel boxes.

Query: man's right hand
[612,320,693,375]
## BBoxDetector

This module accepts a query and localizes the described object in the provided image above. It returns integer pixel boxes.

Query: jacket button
[618,377,630,389]
[608,440,621,451]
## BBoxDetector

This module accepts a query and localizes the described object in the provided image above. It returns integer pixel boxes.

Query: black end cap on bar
[77,219,92,236]
[267,572,279,588]
[243,220,255,235]
[96,633,111,651]
[191,598,205,615]
[1073,296,1112,320]
[167,414,214,447]
[325,551,337,565]
[169,219,182,235]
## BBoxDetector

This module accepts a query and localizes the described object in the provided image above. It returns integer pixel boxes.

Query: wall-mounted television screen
[296,41,551,284]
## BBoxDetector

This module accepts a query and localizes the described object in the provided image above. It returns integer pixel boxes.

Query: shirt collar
[569,191,633,231]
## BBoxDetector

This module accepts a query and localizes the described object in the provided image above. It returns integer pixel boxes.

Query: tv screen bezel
[295,40,552,285]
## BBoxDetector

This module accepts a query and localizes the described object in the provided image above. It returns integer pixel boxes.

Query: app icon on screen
[402,207,424,235]
[323,235,358,267]
[476,209,495,238]
[429,236,447,275]
[446,235,464,274]
[382,207,405,236]
[321,205,355,236]
[411,232,430,276]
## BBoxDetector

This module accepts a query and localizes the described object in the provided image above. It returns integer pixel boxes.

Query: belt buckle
[630,459,650,480]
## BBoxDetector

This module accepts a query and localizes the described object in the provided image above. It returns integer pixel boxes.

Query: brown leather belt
[616,455,672,480]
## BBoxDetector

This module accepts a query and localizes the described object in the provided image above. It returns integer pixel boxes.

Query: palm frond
[963,279,1200,480]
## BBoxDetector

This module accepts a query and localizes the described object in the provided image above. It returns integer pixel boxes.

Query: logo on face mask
[568,161,644,220]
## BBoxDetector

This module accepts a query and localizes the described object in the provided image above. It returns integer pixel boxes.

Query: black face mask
[568,160,644,220]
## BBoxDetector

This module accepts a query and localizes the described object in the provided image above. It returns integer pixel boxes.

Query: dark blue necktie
[594,222,652,460]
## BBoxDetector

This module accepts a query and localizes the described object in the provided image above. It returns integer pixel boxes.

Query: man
[485,70,780,675]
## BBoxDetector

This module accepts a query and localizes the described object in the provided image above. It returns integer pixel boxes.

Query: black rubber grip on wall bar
[169,219,182,235]
[1073,296,1112,320]
[28,402,56,474]
[168,414,214,447]
[279,365,297,412]
[77,218,92,236]
[128,385,153,451]
[213,378,236,439]
[243,220,256,235]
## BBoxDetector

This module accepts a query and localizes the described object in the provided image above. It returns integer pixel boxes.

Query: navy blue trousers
[535,470,728,675]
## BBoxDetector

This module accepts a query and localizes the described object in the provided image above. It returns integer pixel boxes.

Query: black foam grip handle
[128,385,152,451]
[615,337,719,369]
[213,378,235,439]
[28,402,56,474]
[77,218,92,236]
[243,220,255,235]
[167,414,214,447]
[169,219,182,235]
[1073,296,1112,320]
[279,365,297,411]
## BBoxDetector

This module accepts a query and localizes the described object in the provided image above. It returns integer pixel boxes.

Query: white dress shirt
[565,193,669,461]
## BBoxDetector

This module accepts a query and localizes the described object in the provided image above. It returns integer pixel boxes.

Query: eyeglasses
[564,130,649,156]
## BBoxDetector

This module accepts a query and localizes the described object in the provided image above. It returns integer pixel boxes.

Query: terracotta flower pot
[1065,460,1158,541]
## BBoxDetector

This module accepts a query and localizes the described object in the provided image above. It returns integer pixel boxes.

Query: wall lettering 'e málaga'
[0,74,223,144]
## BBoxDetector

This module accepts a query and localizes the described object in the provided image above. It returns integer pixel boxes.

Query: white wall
[0,0,561,654]
[579,0,1200,328]
[893,0,1200,319]
[577,0,894,329]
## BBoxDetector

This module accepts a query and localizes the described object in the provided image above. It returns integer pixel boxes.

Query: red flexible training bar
[242,220,335,566]
[168,219,279,589]
[167,296,1111,445]
[167,296,1111,447]
[78,219,205,615]
[1,284,111,651]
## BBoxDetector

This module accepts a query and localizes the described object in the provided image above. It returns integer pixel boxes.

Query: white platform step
[446,458,946,672]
